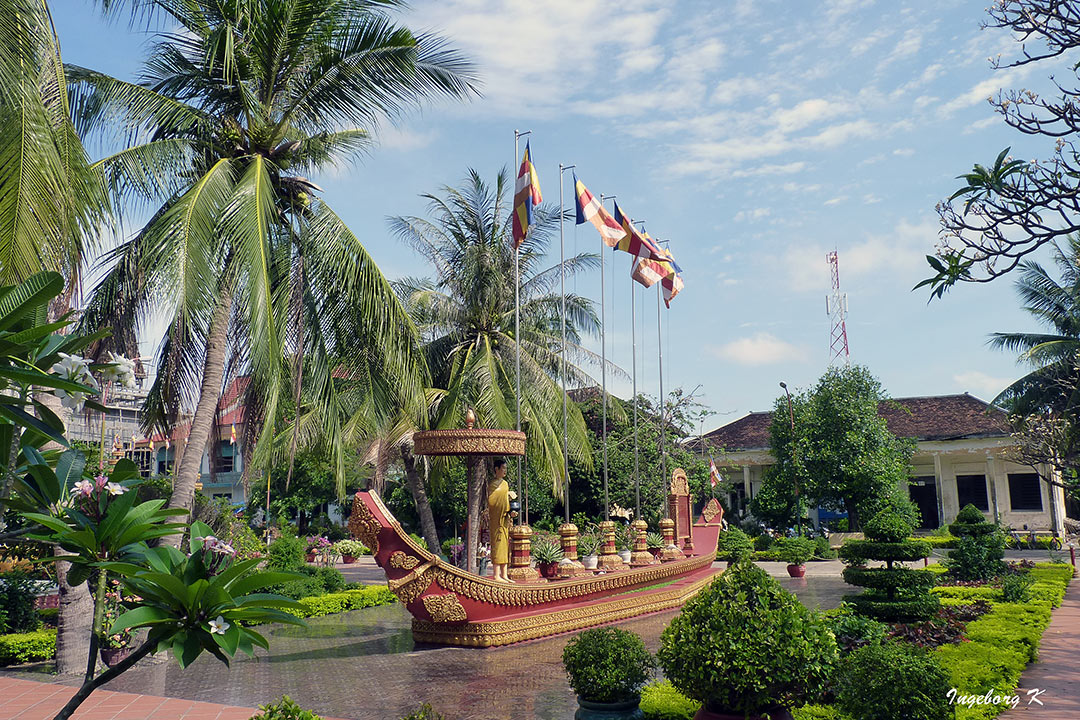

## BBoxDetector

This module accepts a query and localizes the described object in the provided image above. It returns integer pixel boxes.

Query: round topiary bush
[563,626,655,704]
[717,528,754,561]
[657,562,838,717]
[836,640,951,720]
[945,503,1004,581]
[840,510,938,621]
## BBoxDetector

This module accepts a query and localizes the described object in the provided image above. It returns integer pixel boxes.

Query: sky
[53,0,1080,435]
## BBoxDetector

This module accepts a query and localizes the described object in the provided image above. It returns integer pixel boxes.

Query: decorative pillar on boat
[659,517,684,561]
[597,520,625,570]
[508,524,540,582]
[557,522,587,577]
[630,518,654,566]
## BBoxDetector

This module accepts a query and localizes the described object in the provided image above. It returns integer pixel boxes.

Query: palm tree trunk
[465,456,486,574]
[53,550,93,675]
[164,291,232,547]
[403,451,439,553]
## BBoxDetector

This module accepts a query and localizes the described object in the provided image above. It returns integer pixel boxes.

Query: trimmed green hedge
[282,586,397,618]
[839,540,932,562]
[640,681,700,720]
[0,629,56,665]
[841,566,938,592]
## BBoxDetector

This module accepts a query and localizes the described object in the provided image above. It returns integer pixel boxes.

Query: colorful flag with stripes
[512,142,542,249]
[631,256,666,288]
[709,458,721,488]
[230,423,237,445]
[658,245,684,307]
[613,202,665,260]
[574,175,626,246]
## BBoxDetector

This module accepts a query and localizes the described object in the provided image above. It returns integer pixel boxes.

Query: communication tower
[826,251,850,364]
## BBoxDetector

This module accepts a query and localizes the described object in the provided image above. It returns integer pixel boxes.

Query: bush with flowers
[99,579,133,650]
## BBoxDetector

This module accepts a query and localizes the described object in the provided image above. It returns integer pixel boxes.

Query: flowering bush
[99,580,132,649]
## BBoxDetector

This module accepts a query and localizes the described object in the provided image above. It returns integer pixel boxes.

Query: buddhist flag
[631,256,666,288]
[574,175,626,246]
[613,202,664,261]
[658,246,684,307]
[709,458,721,488]
[165,436,170,451]
[230,423,237,445]
[512,142,542,249]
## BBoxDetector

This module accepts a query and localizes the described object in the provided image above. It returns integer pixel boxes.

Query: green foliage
[839,539,932,563]
[249,696,323,720]
[249,450,366,529]
[863,512,913,543]
[640,681,700,720]
[267,535,307,572]
[752,366,916,531]
[0,628,56,665]
[313,567,345,594]
[947,535,1006,582]
[844,593,941,622]
[658,562,838,715]
[408,533,428,551]
[841,566,938,593]
[562,627,655,703]
[282,586,397,619]
[813,536,838,559]
[531,537,563,564]
[999,572,1034,603]
[0,571,40,633]
[715,528,754,561]
[823,607,887,653]
[950,505,995,535]
[841,511,938,621]
[837,641,951,720]
[776,536,815,565]
[791,706,848,720]
[754,533,774,551]
[397,705,446,720]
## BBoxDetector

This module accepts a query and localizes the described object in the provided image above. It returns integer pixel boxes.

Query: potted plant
[306,535,331,563]
[578,533,600,570]
[658,562,838,720]
[717,528,754,567]
[646,532,665,558]
[563,627,654,719]
[532,537,564,578]
[616,524,633,564]
[334,539,367,564]
[99,579,133,667]
[776,537,814,577]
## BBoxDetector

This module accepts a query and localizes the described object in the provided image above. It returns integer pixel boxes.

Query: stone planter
[786,564,806,578]
[582,554,599,570]
[575,695,644,720]
[537,561,560,579]
[694,705,793,720]
[341,555,357,564]
[100,646,133,668]
[618,550,632,564]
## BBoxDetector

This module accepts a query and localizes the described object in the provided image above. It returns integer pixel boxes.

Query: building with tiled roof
[701,393,1067,535]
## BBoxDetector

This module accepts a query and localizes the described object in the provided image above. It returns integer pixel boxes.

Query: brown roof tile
[701,393,1009,452]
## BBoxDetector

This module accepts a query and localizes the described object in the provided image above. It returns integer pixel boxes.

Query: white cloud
[963,116,1000,134]
[377,126,438,151]
[734,208,771,222]
[773,98,849,133]
[939,66,1033,117]
[893,148,914,156]
[712,333,804,366]
[824,196,847,206]
[953,371,1012,401]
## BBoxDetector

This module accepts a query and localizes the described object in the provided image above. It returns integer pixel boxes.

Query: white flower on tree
[51,353,96,411]
[102,352,137,388]
[208,616,230,635]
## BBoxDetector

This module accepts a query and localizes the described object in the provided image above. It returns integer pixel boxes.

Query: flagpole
[559,163,575,523]
[514,129,530,524]
[599,193,614,523]
[632,220,647,519]
[657,280,667,517]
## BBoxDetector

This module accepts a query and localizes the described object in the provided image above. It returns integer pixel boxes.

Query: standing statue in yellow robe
[487,457,514,583]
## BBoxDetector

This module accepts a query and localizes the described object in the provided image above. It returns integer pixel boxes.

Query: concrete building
[700,393,1069,536]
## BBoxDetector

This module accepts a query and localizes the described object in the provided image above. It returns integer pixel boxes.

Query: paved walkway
[1003,577,1080,717]
[0,676,257,720]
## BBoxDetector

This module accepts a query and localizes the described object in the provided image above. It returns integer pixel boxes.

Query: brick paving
[1002,578,1080,718]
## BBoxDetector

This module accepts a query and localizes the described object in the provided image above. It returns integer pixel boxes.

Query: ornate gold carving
[389,551,419,570]
[423,593,468,623]
[412,572,718,647]
[702,498,724,524]
[347,494,381,555]
[412,429,526,457]
[670,468,690,496]
[387,559,435,605]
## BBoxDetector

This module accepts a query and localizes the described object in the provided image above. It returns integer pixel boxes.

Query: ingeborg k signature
[946,687,1047,709]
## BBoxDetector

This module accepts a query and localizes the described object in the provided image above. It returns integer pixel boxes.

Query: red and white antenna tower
[826,251,849,364]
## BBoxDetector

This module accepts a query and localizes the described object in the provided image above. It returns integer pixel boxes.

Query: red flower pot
[537,561,559,579]
[786,563,806,578]
[341,555,357,564]
[306,553,316,563]
[100,646,132,668]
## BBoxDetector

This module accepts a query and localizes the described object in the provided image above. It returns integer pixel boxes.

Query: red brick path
[0,676,256,720]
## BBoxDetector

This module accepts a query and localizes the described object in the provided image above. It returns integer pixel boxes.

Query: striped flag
[658,245,684,307]
[631,256,667,288]
[512,142,542,249]
[613,202,665,261]
[574,175,626,246]
[709,458,721,488]
[230,423,237,446]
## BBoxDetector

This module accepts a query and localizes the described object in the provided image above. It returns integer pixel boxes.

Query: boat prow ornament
[348,479,723,648]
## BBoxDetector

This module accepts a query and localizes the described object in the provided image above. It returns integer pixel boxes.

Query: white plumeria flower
[51,353,96,387]
[208,616,230,635]
[102,353,137,389]
[106,482,126,496]
[72,479,94,497]
[55,388,88,412]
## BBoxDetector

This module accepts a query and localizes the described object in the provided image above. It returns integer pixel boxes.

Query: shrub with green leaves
[716,528,754,561]
[332,539,368,558]
[0,571,40,633]
[841,511,938,621]
[1000,572,1034,603]
[249,695,323,720]
[824,606,887,653]
[313,567,345,594]
[640,681,700,720]
[563,627,654,703]
[658,562,838,716]
[945,504,1004,581]
[0,628,56,665]
[267,535,307,571]
[776,536,815,565]
[813,536,837,560]
[837,640,951,720]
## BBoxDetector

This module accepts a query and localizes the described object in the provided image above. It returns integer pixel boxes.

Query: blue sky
[53,0,1078,433]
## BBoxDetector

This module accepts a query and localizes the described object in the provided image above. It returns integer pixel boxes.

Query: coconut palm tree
[74,0,477,543]
[391,168,600,573]
[991,235,1080,415]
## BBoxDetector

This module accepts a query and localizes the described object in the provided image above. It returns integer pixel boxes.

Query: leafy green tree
[391,169,597,572]
[74,0,477,545]
[753,365,916,531]
[921,1,1080,295]
[247,448,365,533]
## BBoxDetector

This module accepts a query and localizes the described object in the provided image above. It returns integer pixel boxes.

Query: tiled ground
[1,562,848,720]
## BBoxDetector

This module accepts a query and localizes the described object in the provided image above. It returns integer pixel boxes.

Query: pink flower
[72,480,94,497]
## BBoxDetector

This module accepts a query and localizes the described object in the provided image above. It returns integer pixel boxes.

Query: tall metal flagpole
[657,271,667,516]
[599,194,614,522]
[514,129,530,524]
[559,163,575,523]
[632,220,646,518]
